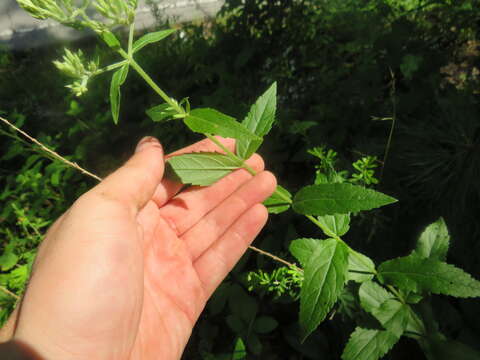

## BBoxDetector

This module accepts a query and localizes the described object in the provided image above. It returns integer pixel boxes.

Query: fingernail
[135,136,159,153]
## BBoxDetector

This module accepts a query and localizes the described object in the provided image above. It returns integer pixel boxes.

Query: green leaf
[132,29,176,53]
[348,250,376,283]
[166,153,240,186]
[378,255,480,298]
[299,238,349,341]
[232,337,247,360]
[359,281,394,314]
[110,64,129,124]
[341,327,400,360]
[253,316,278,334]
[263,185,292,214]
[0,251,18,271]
[371,299,410,336]
[317,213,350,237]
[289,238,318,267]
[414,218,449,261]
[292,184,397,216]
[184,108,259,141]
[100,31,121,49]
[146,103,177,122]
[236,82,277,159]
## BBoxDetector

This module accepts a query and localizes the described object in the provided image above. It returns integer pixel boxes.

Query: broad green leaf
[292,184,397,216]
[132,29,176,53]
[378,255,480,298]
[299,238,348,341]
[348,250,376,283]
[184,108,259,140]
[341,327,400,360]
[253,316,278,334]
[236,82,277,159]
[371,299,410,336]
[289,238,318,267]
[263,185,292,214]
[166,153,240,186]
[100,30,121,48]
[414,218,449,261]
[146,103,177,122]
[317,213,350,237]
[359,281,394,314]
[110,64,129,124]
[232,337,247,360]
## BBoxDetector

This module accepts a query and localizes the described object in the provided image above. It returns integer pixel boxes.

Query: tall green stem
[119,49,185,115]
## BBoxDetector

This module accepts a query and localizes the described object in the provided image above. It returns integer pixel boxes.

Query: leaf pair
[165,84,278,188]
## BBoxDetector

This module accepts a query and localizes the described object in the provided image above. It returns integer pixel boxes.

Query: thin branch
[0,117,296,269]
[0,286,19,300]
[248,245,302,273]
[0,116,102,182]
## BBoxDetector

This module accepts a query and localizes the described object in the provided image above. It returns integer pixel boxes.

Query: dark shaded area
[1,0,480,359]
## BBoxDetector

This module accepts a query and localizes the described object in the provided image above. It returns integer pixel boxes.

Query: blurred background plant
[1,0,480,358]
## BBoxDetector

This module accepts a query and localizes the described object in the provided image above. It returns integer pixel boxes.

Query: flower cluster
[53,49,99,97]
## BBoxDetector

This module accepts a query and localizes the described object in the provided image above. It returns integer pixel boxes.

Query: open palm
[9,137,276,360]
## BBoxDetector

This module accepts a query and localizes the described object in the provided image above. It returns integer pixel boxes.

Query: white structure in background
[0,0,224,49]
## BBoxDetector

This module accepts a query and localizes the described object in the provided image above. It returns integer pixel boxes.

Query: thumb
[94,136,165,213]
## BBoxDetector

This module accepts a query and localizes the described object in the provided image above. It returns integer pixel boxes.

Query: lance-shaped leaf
[348,250,376,283]
[110,64,129,124]
[100,30,121,49]
[341,327,400,360]
[292,184,397,216]
[166,152,241,186]
[146,103,177,122]
[371,299,410,336]
[236,82,277,159]
[378,255,480,298]
[299,238,348,341]
[289,238,319,267]
[263,185,292,214]
[317,213,350,237]
[184,108,260,141]
[133,29,176,53]
[413,217,449,261]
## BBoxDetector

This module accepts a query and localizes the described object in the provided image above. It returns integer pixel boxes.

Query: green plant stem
[128,23,135,55]
[387,284,405,303]
[119,50,184,115]
[95,59,129,75]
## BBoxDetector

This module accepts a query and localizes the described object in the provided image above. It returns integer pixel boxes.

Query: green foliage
[4,0,480,358]
[110,64,129,124]
[413,217,449,261]
[132,29,176,53]
[292,184,397,216]
[166,153,240,186]
[183,108,259,140]
[262,185,292,214]
[236,82,277,160]
[299,238,349,341]
[378,255,480,298]
[247,266,302,299]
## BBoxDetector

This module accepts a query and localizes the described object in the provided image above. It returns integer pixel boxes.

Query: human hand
[5,136,276,359]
